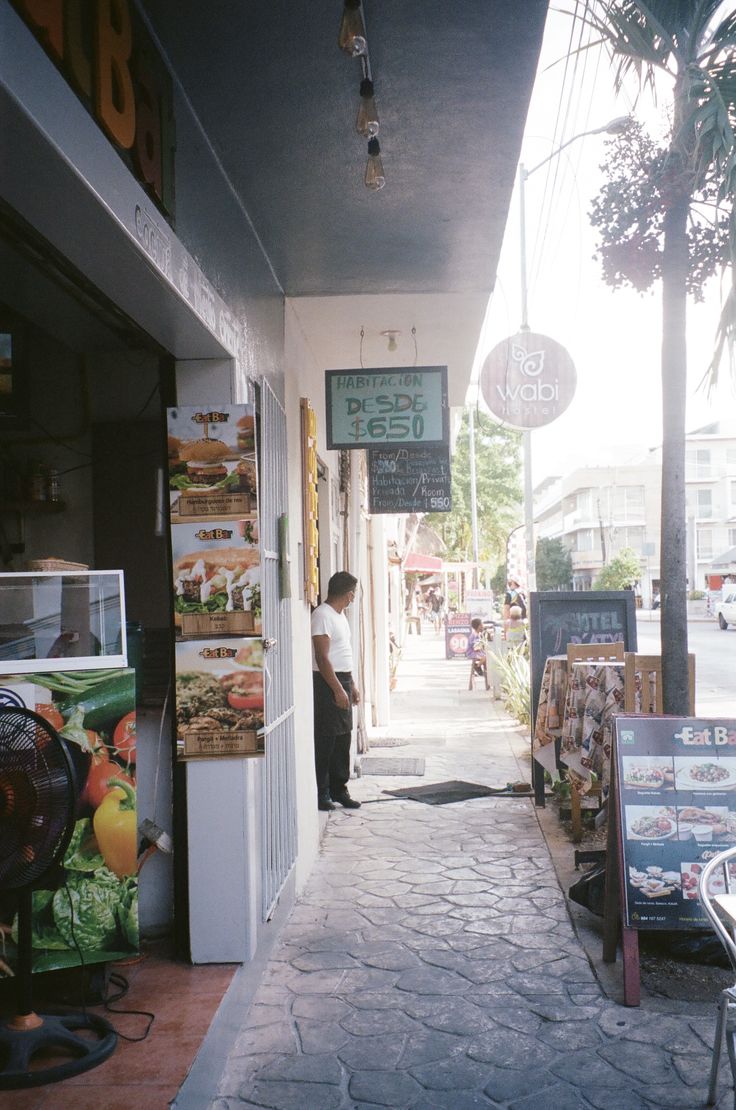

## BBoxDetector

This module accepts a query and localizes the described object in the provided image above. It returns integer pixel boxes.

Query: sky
[470,4,736,485]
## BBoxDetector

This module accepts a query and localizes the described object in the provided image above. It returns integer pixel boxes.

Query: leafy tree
[595,547,641,592]
[582,1,736,714]
[490,563,507,596]
[425,409,522,566]
[536,537,573,591]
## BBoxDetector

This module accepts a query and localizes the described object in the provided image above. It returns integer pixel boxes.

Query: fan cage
[0,708,77,890]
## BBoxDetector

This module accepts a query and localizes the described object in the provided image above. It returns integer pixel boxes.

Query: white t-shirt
[311,602,353,672]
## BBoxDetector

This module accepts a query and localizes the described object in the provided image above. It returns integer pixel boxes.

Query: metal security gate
[258,379,297,920]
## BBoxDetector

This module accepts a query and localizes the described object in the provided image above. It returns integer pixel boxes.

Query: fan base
[0,1012,116,1089]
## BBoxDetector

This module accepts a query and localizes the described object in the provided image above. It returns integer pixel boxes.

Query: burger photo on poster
[237,413,255,452]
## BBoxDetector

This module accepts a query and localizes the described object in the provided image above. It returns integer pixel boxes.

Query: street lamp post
[517,117,629,595]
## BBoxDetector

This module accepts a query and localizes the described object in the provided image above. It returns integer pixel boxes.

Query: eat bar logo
[12,0,175,218]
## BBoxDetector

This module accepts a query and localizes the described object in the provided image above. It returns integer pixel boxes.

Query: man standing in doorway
[311,571,361,811]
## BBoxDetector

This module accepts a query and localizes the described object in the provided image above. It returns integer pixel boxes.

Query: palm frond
[705,282,736,393]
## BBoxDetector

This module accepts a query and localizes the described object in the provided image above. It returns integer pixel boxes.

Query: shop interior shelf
[0,500,66,514]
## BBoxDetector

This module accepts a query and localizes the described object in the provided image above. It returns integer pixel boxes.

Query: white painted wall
[284,299,393,879]
[283,302,333,889]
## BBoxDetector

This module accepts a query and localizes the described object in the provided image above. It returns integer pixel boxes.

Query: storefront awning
[403,553,443,573]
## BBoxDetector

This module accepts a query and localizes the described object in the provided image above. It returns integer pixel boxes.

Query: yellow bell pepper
[93,778,137,879]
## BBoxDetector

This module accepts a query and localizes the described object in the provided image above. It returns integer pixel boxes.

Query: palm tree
[580,0,736,714]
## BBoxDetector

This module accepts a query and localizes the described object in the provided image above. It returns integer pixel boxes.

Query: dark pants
[313,671,353,800]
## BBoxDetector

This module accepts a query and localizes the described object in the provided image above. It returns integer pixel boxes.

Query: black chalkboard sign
[367,446,452,514]
[529,591,638,804]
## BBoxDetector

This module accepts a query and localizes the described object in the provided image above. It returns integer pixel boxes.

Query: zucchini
[58,670,136,732]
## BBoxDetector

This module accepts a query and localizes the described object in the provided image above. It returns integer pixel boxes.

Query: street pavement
[207,631,732,1109]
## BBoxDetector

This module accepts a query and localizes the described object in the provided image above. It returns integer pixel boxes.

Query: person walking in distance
[311,571,361,812]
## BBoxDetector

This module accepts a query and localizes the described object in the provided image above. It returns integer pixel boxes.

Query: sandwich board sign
[606,716,736,1006]
[529,591,638,804]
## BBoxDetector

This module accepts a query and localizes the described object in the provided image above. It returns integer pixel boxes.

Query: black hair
[471,618,484,631]
[327,571,358,598]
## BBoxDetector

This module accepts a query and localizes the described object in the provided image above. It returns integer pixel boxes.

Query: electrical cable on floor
[62,880,155,1043]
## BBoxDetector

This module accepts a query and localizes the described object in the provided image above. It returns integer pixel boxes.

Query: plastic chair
[468,655,490,691]
[699,846,736,1107]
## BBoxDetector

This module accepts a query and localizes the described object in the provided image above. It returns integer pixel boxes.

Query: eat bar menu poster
[167,404,264,760]
[615,716,736,929]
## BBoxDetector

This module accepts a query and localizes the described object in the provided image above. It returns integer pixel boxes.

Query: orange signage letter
[95,0,135,149]
[65,0,92,97]
[133,64,162,200]
[20,0,64,60]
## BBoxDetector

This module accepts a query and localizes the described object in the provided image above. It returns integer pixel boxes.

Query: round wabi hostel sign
[480,332,576,430]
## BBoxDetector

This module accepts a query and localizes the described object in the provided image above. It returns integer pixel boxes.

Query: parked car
[716,589,736,629]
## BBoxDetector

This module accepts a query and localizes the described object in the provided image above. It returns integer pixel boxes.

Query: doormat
[382,779,496,805]
[369,737,410,748]
[359,756,426,776]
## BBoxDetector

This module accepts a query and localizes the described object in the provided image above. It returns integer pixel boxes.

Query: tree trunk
[660,191,690,714]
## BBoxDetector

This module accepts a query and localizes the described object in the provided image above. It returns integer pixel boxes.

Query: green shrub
[495,644,531,726]
[688,589,706,601]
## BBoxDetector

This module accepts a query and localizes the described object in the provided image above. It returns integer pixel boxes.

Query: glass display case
[0,571,127,673]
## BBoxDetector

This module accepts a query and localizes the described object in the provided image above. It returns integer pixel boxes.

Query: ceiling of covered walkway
[142,1,549,395]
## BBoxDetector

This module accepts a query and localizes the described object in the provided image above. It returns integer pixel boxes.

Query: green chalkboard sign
[325,366,449,449]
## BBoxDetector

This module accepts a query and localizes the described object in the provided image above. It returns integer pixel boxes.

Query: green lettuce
[52,869,122,951]
[64,818,104,873]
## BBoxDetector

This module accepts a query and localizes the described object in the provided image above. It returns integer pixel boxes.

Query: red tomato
[81,748,132,810]
[113,712,137,762]
[227,691,264,711]
[36,703,64,731]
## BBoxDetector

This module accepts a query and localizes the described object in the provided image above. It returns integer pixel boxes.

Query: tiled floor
[2,941,236,1109]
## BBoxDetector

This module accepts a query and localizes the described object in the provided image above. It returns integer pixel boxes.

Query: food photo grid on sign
[0,670,139,972]
[615,717,736,929]
[167,404,264,761]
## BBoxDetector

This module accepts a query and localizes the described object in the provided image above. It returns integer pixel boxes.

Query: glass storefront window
[0,571,126,673]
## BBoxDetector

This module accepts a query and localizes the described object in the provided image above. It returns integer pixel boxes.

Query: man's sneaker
[318,796,335,811]
[332,792,361,809]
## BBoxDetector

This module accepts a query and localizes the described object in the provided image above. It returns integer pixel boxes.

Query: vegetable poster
[615,715,736,930]
[167,404,264,761]
[0,668,138,973]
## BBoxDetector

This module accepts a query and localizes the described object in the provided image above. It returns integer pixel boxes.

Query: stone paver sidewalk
[210,635,731,1109]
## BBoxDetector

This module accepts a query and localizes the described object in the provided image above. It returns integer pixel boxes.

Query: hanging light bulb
[365,137,385,190]
[381,330,400,352]
[338,0,367,57]
[356,77,380,137]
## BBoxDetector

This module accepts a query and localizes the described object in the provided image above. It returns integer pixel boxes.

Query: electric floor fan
[0,706,116,1089]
